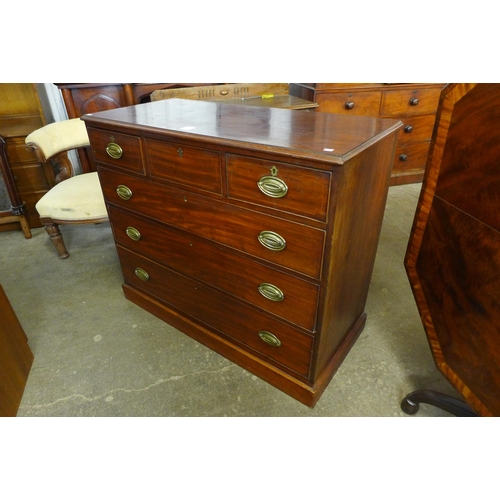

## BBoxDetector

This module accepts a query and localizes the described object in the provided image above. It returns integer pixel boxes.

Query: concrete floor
[1,183,462,417]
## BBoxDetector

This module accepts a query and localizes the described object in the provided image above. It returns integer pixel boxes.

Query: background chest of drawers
[82,99,402,406]
[0,84,55,230]
[289,83,445,186]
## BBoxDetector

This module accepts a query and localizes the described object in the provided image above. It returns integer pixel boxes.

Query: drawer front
[395,114,437,143]
[146,138,222,194]
[227,154,331,222]
[99,167,325,279]
[117,246,314,378]
[315,91,382,115]
[381,87,441,116]
[12,164,51,190]
[109,205,320,331]
[392,141,431,175]
[87,127,145,174]
[6,138,38,164]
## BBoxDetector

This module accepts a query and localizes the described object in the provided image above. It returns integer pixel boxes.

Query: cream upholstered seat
[25,119,108,259]
[35,172,107,221]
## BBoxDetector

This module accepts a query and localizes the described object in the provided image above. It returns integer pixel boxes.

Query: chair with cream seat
[25,118,108,259]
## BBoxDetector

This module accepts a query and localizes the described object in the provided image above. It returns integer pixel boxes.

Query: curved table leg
[401,389,477,417]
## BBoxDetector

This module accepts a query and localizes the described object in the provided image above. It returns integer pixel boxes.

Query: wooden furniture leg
[401,389,477,417]
[17,215,32,239]
[42,220,69,259]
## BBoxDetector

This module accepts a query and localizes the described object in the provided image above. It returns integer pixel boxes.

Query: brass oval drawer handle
[258,330,281,347]
[106,142,123,159]
[126,226,141,241]
[258,231,286,251]
[257,175,288,198]
[116,185,133,200]
[134,267,149,281]
[258,283,284,302]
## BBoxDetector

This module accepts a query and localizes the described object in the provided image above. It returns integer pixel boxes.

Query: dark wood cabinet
[0,84,55,229]
[405,83,500,417]
[82,99,401,406]
[289,83,445,186]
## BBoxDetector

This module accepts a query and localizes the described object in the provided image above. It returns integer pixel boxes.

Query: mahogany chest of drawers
[289,83,445,186]
[82,99,402,406]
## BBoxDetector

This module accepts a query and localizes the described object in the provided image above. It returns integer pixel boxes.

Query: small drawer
[108,205,320,331]
[117,245,314,378]
[316,91,382,115]
[99,167,326,279]
[227,154,331,222]
[395,114,438,143]
[392,141,431,175]
[87,127,145,174]
[11,164,51,190]
[146,139,222,194]
[6,138,39,164]
[381,87,441,116]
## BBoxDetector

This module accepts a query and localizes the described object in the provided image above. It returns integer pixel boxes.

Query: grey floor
[1,183,462,417]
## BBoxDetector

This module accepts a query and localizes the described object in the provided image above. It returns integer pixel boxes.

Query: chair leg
[18,214,32,239]
[43,222,69,259]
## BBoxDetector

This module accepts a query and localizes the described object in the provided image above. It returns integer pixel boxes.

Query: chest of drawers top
[82,98,402,167]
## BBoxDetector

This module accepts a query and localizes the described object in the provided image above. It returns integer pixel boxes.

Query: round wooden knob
[345,101,355,110]
[404,125,413,133]
[409,97,419,106]
[399,154,408,162]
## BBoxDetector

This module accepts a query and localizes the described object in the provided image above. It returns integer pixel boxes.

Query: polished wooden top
[82,99,402,167]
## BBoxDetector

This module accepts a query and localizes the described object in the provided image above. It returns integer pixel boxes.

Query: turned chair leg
[43,222,69,259]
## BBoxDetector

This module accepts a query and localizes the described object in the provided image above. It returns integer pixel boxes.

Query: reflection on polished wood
[151,83,319,110]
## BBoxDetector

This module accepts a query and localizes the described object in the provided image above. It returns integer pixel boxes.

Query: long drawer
[108,205,320,331]
[117,245,314,378]
[99,167,326,279]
